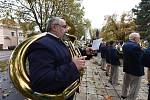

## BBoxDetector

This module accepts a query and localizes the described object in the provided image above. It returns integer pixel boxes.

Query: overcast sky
[82,0,141,29]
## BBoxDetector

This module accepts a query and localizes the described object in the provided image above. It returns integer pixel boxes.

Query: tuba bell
[9,32,83,100]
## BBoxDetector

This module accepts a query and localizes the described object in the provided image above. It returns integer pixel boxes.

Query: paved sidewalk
[0,55,148,100]
[74,56,148,100]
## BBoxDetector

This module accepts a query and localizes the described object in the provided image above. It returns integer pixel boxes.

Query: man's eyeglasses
[54,24,67,28]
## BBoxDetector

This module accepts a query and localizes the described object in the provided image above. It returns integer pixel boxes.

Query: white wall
[0,25,4,47]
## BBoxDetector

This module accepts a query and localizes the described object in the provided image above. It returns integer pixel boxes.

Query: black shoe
[108,80,112,84]
[106,72,109,76]
[147,82,150,86]
[102,68,106,71]
[121,96,127,99]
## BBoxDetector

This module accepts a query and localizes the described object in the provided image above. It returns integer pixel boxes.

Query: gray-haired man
[121,32,144,100]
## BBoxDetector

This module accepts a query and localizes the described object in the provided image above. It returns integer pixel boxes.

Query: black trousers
[148,86,150,100]
[148,83,150,100]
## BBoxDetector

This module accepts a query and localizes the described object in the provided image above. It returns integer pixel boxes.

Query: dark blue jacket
[105,46,111,64]
[141,45,150,68]
[27,34,80,94]
[109,46,120,65]
[123,41,144,76]
[99,43,107,58]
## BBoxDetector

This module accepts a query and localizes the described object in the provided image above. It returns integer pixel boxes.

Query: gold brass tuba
[9,32,82,100]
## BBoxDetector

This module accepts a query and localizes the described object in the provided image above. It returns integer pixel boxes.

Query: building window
[19,32,23,36]
[11,32,15,36]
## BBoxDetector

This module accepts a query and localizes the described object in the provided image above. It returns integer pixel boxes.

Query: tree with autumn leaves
[101,0,150,41]
[0,0,90,37]
[100,12,136,41]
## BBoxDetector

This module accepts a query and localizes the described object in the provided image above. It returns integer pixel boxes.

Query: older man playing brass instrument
[27,17,93,100]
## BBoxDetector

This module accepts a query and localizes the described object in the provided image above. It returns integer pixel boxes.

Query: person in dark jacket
[105,42,111,76]
[99,41,107,70]
[121,32,144,100]
[108,41,120,85]
[141,36,150,100]
[27,17,92,100]
[142,44,150,100]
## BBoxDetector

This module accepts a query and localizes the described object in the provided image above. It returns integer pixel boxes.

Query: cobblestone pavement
[0,54,148,100]
[74,55,148,100]
[0,50,12,60]
[0,51,12,56]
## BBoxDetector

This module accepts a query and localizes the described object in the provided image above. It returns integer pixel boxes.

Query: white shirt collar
[46,32,59,38]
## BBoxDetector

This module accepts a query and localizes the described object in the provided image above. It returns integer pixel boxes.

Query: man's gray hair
[129,32,140,40]
[46,17,63,32]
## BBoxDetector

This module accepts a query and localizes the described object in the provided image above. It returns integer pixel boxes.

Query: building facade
[0,18,24,50]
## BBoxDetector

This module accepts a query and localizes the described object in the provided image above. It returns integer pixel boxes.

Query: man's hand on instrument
[72,56,86,70]
[85,47,94,55]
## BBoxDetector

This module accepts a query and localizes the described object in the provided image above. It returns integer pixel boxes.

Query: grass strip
[0,60,8,72]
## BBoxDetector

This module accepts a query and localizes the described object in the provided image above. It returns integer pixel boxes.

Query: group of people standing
[99,40,122,85]
[27,17,94,100]
[99,32,150,100]
[25,16,150,100]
